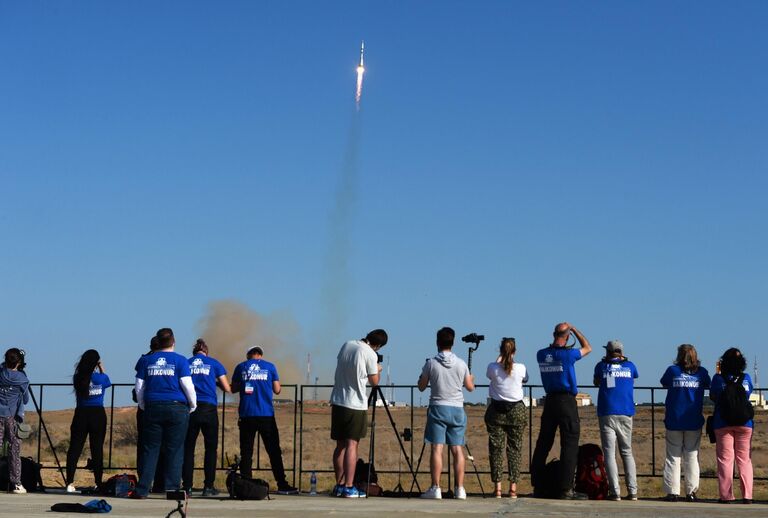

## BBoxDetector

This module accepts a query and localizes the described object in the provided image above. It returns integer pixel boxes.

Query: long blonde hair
[500,337,516,375]
[675,344,700,374]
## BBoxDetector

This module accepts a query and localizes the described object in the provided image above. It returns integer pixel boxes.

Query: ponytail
[73,349,101,399]
[192,338,208,355]
[500,337,516,375]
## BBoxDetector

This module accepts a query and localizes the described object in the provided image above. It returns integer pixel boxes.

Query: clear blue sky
[2,2,767,408]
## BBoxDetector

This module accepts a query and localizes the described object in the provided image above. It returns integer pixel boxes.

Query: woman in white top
[485,337,528,498]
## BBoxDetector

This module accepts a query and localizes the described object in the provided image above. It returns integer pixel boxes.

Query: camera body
[376,353,384,364]
[461,333,485,344]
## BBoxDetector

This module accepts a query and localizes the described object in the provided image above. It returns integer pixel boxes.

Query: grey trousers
[598,415,638,496]
[663,428,701,496]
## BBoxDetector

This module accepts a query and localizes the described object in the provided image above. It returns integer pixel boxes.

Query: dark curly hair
[719,347,746,378]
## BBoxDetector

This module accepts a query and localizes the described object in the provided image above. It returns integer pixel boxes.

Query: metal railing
[24,383,765,489]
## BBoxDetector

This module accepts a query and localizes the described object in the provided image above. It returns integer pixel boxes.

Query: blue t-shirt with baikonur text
[135,352,192,404]
[537,346,582,396]
[77,372,112,408]
[594,359,638,416]
[710,372,754,429]
[188,354,226,405]
[660,364,711,430]
[233,359,279,417]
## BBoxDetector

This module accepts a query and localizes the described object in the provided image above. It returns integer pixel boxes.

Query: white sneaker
[454,486,467,500]
[421,485,442,499]
[66,484,77,493]
[12,484,26,494]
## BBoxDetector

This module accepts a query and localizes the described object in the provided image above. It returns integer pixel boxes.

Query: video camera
[461,333,484,345]
[376,353,384,363]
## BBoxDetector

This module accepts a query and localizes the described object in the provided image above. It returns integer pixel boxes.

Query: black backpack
[0,456,43,492]
[718,374,754,426]
[532,459,561,498]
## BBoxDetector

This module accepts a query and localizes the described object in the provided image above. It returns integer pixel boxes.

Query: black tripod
[367,385,421,496]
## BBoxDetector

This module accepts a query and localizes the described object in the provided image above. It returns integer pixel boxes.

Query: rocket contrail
[355,41,365,109]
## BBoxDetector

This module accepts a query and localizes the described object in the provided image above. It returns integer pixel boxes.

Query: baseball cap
[246,346,264,357]
[604,340,624,354]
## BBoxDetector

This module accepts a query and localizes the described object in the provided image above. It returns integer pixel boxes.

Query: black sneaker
[664,494,678,502]
[557,490,588,500]
[743,499,752,505]
[607,493,621,501]
[685,492,698,502]
[201,487,220,496]
[276,485,299,495]
[627,493,638,501]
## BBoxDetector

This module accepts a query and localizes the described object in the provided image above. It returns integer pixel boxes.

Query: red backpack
[574,443,608,499]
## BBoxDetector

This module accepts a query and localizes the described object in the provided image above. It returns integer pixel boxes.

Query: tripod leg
[463,443,486,497]
[375,387,422,494]
[409,442,427,495]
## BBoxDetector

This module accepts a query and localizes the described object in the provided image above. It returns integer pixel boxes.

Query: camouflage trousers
[484,401,528,483]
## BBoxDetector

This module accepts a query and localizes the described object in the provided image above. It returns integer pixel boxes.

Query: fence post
[651,388,656,476]
[37,385,43,463]
[220,391,226,469]
[108,385,115,469]
[292,384,298,486]
[528,385,533,470]
[298,385,304,492]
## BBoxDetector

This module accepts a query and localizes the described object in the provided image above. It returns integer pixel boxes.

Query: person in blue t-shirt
[133,328,197,498]
[530,322,592,500]
[592,340,638,501]
[709,347,754,503]
[65,349,111,492]
[181,339,231,495]
[231,346,297,494]
[659,343,710,502]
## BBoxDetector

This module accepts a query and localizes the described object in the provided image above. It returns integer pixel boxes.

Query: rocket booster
[358,41,365,69]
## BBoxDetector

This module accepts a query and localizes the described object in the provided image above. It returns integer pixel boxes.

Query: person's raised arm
[368,365,382,387]
[417,360,430,392]
[464,372,475,392]
[571,326,592,357]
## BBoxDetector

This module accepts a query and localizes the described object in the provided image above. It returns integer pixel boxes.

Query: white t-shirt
[330,340,378,411]
[487,362,528,402]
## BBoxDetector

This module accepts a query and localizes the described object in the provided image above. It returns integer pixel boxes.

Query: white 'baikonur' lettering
[149,368,176,376]
[540,365,564,373]
[672,377,699,388]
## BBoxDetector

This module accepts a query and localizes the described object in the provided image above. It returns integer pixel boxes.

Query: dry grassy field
[19,402,767,499]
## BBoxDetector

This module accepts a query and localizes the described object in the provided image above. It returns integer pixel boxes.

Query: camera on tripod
[461,333,484,345]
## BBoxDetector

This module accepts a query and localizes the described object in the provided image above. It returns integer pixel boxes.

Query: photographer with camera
[531,322,592,500]
[329,329,387,498]
[0,348,30,494]
[417,327,475,500]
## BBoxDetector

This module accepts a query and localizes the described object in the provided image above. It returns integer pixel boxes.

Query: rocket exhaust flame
[355,41,365,108]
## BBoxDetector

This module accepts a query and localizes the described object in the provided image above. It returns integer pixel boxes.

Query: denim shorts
[425,405,467,446]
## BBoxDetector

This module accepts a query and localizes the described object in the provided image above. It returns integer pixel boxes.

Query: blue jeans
[136,401,189,496]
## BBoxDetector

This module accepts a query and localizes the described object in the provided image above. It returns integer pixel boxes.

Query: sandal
[509,483,518,499]
[494,489,502,498]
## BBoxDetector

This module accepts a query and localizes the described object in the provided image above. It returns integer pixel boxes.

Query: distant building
[534,393,592,407]
[749,393,767,409]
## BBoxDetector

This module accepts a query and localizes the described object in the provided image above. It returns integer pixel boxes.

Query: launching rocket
[355,40,365,107]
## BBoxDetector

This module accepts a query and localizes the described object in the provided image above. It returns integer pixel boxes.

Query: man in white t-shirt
[329,329,387,498]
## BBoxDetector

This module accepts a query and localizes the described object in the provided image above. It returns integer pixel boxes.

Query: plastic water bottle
[310,471,317,495]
